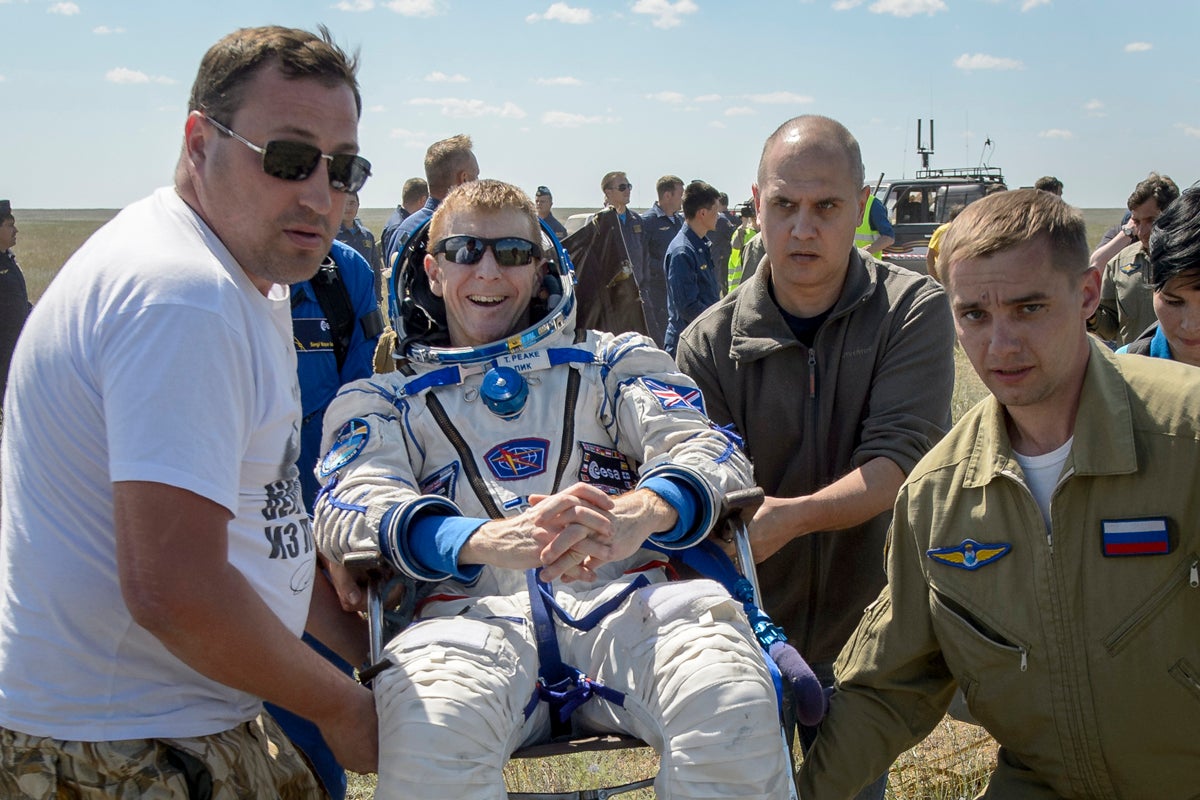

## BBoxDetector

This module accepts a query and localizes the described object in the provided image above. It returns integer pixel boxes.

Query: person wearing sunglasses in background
[312,179,804,799]
[0,26,377,797]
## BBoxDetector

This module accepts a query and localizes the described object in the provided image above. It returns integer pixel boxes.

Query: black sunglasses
[608,182,633,192]
[431,235,543,267]
[203,116,371,194]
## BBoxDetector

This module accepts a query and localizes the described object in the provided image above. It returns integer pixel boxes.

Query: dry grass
[345,717,997,799]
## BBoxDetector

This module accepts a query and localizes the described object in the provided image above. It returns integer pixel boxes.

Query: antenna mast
[917,119,935,169]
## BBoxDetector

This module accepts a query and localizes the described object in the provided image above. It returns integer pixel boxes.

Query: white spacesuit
[313,214,792,800]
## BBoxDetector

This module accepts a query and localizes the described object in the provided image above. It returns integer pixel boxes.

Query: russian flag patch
[1101,518,1171,557]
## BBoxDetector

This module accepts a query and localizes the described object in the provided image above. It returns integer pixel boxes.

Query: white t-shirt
[1014,437,1073,531]
[0,188,314,740]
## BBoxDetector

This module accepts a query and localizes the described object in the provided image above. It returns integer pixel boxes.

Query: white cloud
[1038,129,1074,140]
[410,97,526,119]
[385,0,440,16]
[334,0,375,10]
[747,91,814,104]
[424,71,467,83]
[868,0,946,16]
[725,106,755,117]
[526,2,593,23]
[632,0,697,28]
[93,25,125,34]
[694,93,721,102]
[1124,41,1152,53]
[536,76,582,86]
[389,128,429,146]
[709,120,727,129]
[1176,123,1200,139]
[48,1,80,14]
[832,0,863,9]
[366,104,386,112]
[1020,0,1050,9]
[954,53,1023,71]
[0,75,5,83]
[646,91,686,104]
[105,67,175,85]
[1084,99,1106,117]
[541,110,616,128]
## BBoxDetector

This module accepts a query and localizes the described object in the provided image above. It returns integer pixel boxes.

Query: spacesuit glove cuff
[639,476,700,546]
[379,497,461,581]
[637,464,716,550]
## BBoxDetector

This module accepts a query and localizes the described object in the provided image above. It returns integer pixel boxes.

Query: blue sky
[3,0,1197,210]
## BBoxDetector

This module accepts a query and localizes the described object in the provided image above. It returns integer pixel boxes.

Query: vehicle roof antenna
[917,118,934,170]
[979,136,994,169]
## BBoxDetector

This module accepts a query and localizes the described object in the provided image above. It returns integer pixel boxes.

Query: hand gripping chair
[350,489,825,800]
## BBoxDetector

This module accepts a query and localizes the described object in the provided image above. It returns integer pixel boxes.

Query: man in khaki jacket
[799,188,1200,799]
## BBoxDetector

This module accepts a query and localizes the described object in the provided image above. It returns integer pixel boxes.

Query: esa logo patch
[926,539,1011,571]
[578,443,636,495]
[641,378,705,414]
[420,462,460,500]
[485,438,550,481]
[319,418,370,478]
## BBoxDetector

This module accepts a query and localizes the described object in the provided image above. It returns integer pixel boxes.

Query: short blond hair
[429,179,540,244]
[424,134,475,195]
[938,188,1088,280]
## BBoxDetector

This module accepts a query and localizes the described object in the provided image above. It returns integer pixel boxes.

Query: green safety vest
[854,195,881,249]
[727,227,756,291]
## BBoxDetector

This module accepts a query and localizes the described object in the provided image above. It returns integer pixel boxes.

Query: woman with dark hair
[1119,186,1200,367]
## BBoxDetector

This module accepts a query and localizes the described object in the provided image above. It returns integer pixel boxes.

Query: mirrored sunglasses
[204,116,371,194]
[431,235,543,267]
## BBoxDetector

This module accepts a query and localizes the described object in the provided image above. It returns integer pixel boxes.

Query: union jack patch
[642,378,705,414]
[927,539,1011,571]
[484,438,550,481]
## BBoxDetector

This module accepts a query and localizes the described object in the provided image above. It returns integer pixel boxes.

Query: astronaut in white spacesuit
[313,180,792,800]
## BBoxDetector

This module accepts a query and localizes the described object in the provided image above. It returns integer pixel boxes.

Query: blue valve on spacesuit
[480,366,529,420]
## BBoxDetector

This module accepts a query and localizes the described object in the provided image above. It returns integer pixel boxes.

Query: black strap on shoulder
[296,256,356,373]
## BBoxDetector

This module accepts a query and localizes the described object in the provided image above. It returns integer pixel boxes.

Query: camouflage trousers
[0,712,324,799]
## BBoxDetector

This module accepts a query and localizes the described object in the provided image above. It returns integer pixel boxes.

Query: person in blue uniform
[663,181,722,356]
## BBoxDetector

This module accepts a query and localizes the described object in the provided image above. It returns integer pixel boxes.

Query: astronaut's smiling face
[425,208,547,348]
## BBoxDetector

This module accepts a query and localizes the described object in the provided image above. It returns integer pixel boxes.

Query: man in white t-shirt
[0,26,377,797]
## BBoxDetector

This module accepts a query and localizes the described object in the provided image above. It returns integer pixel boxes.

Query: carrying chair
[349,489,812,800]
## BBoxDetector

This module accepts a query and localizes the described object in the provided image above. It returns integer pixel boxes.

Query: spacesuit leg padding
[571,580,792,800]
[373,615,544,800]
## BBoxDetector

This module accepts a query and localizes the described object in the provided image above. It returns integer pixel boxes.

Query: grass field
[12,206,1124,303]
[7,206,1118,797]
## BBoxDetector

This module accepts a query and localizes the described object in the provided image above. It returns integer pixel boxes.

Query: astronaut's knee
[375,616,535,750]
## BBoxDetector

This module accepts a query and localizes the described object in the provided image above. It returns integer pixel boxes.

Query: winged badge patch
[926,539,1011,571]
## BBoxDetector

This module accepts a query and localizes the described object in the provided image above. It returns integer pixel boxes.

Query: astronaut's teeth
[470,295,504,305]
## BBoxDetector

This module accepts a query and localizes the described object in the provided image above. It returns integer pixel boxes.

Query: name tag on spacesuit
[495,350,552,374]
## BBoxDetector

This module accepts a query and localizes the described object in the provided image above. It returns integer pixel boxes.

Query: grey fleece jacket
[676,248,955,664]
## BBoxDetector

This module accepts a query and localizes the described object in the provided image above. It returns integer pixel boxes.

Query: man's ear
[424,253,444,297]
[1080,265,1102,319]
[857,184,870,221]
[183,111,210,171]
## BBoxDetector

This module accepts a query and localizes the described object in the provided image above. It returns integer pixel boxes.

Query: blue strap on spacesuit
[522,569,649,737]
[396,347,596,398]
